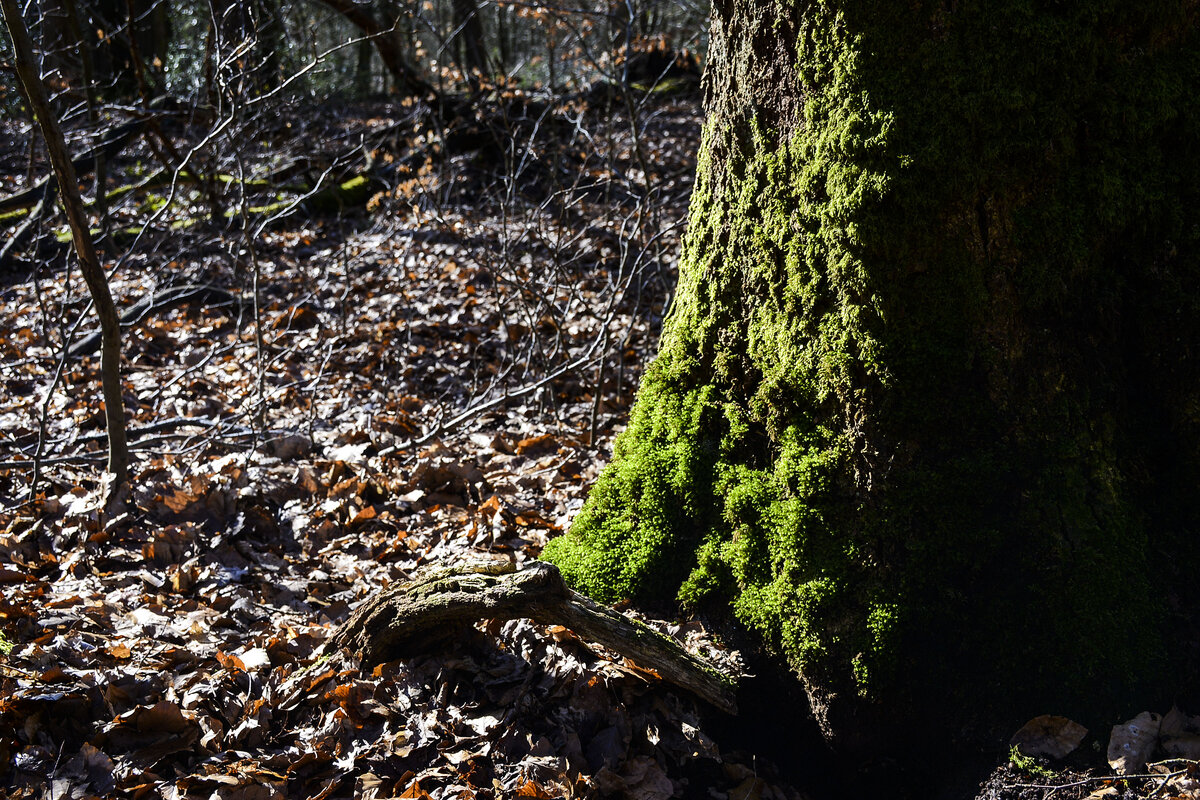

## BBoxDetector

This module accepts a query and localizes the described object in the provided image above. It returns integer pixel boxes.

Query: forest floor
[0,93,1194,800]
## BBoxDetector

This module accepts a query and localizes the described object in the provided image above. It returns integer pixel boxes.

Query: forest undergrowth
[0,91,1194,800]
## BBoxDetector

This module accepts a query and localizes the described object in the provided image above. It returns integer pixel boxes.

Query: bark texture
[544,0,1200,752]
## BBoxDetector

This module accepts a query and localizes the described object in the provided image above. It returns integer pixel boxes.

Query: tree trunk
[449,0,486,82]
[543,0,1200,755]
[354,35,373,96]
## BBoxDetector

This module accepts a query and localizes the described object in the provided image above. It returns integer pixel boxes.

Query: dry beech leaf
[1010,714,1088,760]
[1161,706,1200,760]
[515,434,558,456]
[1107,711,1161,773]
[399,780,433,799]
[515,780,556,798]
[237,648,272,671]
[132,701,193,734]
[350,505,378,528]
[217,650,247,672]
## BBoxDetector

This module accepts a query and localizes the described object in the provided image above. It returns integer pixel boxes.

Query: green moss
[141,193,168,214]
[630,77,697,94]
[545,0,1200,739]
[0,207,27,230]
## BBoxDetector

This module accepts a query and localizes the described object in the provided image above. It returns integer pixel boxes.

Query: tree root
[315,559,739,714]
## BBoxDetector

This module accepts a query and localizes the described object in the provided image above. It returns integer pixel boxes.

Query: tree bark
[544,0,1200,756]
[354,35,374,96]
[61,0,107,226]
[2,0,130,492]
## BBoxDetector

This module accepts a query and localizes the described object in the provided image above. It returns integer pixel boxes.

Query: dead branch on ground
[311,559,739,714]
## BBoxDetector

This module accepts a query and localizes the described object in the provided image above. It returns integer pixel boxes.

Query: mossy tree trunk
[544,0,1200,751]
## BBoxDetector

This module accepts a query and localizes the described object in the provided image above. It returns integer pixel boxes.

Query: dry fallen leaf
[1010,714,1088,760]
[515,434,558,457]
[1107,711,1161,773]
[1161,706,1200,760]
[399,778,434,799]
[515,779,557,798]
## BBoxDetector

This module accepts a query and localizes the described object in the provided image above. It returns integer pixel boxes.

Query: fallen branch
[69,284,242,358]
[313,559,739,714]
[0,118,147,215]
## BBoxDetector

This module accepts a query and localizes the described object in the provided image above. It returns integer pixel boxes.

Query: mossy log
[4,170,379,237]
[10,172,383,261]
[0,189,53,269]
[300,175,386,214]
[320,560,738,714]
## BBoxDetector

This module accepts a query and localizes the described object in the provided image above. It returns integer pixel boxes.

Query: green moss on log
[544,1,1200,739]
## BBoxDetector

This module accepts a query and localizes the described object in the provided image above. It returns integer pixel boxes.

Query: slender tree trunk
[449,0,486,82]
[61,0,108,229]
[2,0,130,494]
[495,2,510,76]
[544,0,1200,757]
[354,36,373,96]
[609,0,631,77]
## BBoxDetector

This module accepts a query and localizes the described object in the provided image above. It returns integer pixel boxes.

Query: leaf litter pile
[3,88,1198,800]
[0,91,811,799]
